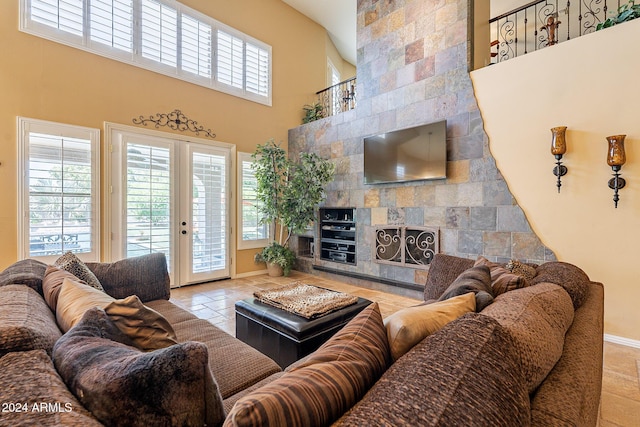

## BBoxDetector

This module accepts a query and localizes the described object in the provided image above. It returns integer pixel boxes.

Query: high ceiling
[281,0,357,66]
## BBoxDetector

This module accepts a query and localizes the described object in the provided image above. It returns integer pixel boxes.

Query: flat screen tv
[363,120,447,184]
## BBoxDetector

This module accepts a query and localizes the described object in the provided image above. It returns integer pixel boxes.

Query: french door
[108,126,232,286]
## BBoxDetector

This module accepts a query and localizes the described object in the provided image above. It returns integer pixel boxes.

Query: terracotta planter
[266,262,284,277]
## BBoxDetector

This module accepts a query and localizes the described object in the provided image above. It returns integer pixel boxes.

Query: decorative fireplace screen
[373,226,439,269]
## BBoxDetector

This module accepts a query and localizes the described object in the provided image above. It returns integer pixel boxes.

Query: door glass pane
[125,143,171,263]
[192,152,226,273]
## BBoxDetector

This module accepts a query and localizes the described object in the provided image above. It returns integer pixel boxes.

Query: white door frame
[103,122,236,284]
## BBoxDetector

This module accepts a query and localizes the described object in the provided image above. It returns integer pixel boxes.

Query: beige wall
[471,20,640,341]
[0,0,329,273]
[325,35,356,87]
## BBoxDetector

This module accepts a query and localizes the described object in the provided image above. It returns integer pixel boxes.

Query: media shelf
[319,208,356,265]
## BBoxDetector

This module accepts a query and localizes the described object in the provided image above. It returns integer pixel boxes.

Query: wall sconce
[550,126,568,192]
[606,134,627,208]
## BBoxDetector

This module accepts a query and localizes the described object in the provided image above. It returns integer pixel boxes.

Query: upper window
[20,0,272,105]
[237,152,268,250]
[18,118,100,262]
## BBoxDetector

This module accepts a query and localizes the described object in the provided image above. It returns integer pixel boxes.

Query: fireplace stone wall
[288,0,555,289]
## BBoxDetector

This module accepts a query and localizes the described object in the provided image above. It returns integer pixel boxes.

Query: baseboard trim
[604,334,640,349]
[235,269,268,279]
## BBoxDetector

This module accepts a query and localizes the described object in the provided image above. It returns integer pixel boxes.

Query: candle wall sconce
[550,126,568,193]
[606,134,627,208]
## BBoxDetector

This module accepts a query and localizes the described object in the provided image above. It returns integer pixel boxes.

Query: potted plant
[302,102,324,124]
[596,0,640,30]
[252,139,335,276]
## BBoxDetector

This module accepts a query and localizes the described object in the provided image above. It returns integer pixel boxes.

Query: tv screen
[363,120,447,184]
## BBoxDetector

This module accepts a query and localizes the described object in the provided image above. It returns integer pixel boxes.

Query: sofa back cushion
[86,253,170,302]
[423,254,474,301]
[481,282,574,394]
[224,303,390,427]
[530,261,591,309]
[0,284,62,357]
[53,307,225,427]
[334,313,531,427]
[0,258,47,294]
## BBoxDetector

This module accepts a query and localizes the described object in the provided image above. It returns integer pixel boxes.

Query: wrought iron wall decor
[132,109,216,139]
[374,226,439,270]
[550,126,568,193]
[605,134,627,208]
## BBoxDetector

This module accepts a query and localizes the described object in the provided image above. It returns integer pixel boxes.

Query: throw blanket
[254,282,358,319]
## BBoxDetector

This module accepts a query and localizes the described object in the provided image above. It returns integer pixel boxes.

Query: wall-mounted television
[363,120,447,185]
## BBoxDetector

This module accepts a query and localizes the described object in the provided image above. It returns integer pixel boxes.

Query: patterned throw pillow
[506,259,537,280]
[54,251,104,291]
[224,303,390,427]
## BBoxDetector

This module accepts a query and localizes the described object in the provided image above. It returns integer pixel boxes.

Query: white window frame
[17,117,101,262]
[19,0,272,106]
[237,152,268,250]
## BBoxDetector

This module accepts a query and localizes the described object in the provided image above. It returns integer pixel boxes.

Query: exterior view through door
[107,124,232,286]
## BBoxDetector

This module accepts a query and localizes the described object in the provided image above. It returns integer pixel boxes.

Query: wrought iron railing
[490,0,622,64]
[315,77,357,119]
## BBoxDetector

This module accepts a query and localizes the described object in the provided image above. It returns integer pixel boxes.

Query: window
[237,152,268,250]
[18,118,100,262]
[20,0,272,105]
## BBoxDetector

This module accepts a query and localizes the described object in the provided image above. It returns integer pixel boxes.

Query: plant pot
[266,262,284,277]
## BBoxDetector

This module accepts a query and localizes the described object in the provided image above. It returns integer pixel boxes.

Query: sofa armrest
[86,253,170,302]
[530,281,604,427]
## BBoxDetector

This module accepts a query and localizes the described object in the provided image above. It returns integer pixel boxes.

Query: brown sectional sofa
[0,252,604,426]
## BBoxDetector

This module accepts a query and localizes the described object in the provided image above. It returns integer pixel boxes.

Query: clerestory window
[20,0,272,105]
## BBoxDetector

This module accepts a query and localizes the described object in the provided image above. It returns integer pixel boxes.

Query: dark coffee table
[235,296,372,369]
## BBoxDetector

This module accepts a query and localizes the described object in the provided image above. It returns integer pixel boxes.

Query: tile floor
[170,271,640,426]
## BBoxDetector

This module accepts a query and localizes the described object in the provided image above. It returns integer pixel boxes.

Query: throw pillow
[224,303,390,427]
[104,295,178,351]
[53,308,225,427]
[530,261,591,309]
[438,265,494,311]
[475,256,529,295]
[54,251,104,291]
[506,259,537,280]
[384,292,476,361]
[42,265,88,312]
[56,277,115,332]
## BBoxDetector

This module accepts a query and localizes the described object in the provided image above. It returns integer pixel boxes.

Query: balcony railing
[490,0,622,64]
[315,77,356,119]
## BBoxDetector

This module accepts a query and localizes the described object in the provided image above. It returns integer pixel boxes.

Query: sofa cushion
[53,307,225,427]
[0,349,102,426]
[0,284,62,357]
[424,254,474,301]
[530,261,591,309]
[86,253,170,302]
[42,265,87,313]
[438,265,494,311]
[481,282,574,394]
[224,303,390,427]
[0,258,47,294]
[104,295,178,351]
[56,278,115,332]
[54,251,103,291]
[334,313,531,427]
[384,292,475,361]
[475,256,529,295]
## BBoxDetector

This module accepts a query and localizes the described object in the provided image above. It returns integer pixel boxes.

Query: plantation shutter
[30,0,84,36]
[246,43,269,97]
[125,142,172,263]
[140,0,177,67]
[26,131,96,257]
[89,0,134,52]
[217,30,244,89]
[241,158,268,241]
[181,13,212,78]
